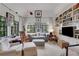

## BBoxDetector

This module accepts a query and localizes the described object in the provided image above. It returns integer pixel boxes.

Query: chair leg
[21,50,24,56]
[66,47,68,56]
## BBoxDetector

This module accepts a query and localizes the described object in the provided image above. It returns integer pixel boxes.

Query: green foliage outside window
[27,25,35,33]
[27,24,48,33]
[0,16,7,37]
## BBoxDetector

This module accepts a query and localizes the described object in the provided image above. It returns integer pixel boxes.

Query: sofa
[0,36,37,56]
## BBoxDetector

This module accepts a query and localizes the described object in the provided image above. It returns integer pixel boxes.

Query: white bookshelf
[55,3,79,39]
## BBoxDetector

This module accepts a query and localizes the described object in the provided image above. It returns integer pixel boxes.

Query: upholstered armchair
[48,32,58,42]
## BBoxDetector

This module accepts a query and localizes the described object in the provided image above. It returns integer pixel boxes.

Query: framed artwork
[35,10,42,18]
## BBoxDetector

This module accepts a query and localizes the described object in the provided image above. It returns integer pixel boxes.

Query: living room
[0,2,79,56]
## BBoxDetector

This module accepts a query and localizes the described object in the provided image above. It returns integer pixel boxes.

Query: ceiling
[3,3,74,17]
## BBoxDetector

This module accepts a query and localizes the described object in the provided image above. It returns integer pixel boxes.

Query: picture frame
[35,10,42,18]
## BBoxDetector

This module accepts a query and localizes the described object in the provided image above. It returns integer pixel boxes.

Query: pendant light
[30,12,33,15]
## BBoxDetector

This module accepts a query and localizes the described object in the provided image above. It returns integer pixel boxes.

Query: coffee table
[32,39,45,46]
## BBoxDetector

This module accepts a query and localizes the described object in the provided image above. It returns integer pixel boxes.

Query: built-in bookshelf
[74,29,79,39]
[55,3,79,39]
[55,3,79,27]
[0,16,7,37]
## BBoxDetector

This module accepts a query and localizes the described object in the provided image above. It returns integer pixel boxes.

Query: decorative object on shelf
[35,10,42,18]
[73,9,79,20]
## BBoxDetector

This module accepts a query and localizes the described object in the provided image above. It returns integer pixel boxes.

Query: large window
[0,16,7,37]
[27,24,48,33]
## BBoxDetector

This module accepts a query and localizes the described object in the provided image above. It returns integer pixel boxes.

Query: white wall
[24,17,53,33]
[0,4,23,36]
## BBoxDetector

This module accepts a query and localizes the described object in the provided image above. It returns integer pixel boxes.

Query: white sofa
[0,37,37,56]
[0,42,37,56]
[11,42,37,56]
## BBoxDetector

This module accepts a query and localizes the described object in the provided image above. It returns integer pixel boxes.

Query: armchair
[48,32,58,42]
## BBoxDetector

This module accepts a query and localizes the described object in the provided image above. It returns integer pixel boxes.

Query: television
[62,26,76,37]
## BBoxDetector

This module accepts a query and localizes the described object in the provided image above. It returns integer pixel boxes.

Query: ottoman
[32,39,45,46]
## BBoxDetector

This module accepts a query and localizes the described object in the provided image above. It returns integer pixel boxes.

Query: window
[27,25,35,33]
[0,16,7,37]
[27,24,48,33]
